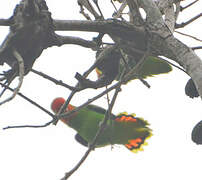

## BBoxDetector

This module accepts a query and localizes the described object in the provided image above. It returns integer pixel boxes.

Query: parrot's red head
[51,97,75,124]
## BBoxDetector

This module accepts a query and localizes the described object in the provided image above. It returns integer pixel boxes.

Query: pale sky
[0,1,202,180]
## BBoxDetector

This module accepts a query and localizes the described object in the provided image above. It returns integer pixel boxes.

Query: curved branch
[138,0,202,99]
[0,49,24,105]
[55,35,97,49]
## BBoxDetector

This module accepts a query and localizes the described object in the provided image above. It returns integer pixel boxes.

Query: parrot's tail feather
[125,133,152,153]
[115,113,152,153]
[115,113,150,126]
[115,114,137,123]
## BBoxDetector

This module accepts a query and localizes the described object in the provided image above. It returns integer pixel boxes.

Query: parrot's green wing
[116,56,172,81]
[86,104,116,119]
[139,56,172,78]
[86,104,107,115]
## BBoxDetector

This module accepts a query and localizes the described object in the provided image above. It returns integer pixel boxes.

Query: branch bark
[137,0,202,98]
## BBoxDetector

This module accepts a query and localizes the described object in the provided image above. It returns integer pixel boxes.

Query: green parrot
[51,97,152,153]
[96,50,172,82]
[76,46,172,89]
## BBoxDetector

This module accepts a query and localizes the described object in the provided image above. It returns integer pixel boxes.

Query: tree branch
[0,18,11,26]
[77,0,101,20]
[0,49,24,106]
[55,34,97,49]
[175,13,202,29]
[31,69,77,91]
[1,82,56,130]
[180,0,199,11]
[61,85,121,180]
[192,46,202,51]
[175,30,202,43]
[138,0,202,99]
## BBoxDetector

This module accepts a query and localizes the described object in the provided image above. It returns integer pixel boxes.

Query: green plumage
[116,56,172,81]
[51,98,152,152]
[96,46,172,84]
[69,105,151,147]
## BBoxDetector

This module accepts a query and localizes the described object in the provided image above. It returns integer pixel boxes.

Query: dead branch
[0,0,61,84]
[0,49,24,105]
[55,35,97,49]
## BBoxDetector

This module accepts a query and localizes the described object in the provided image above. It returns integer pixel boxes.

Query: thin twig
[123,50,149,83]
[92,0,105,19]
[4,79,123,130]
[78,2,92,20]
[157,56,187,74]
[61,85,121,180]
[77,0,101,20]
[175,13,202,28]
[53,45,118,125]
[192,46,202,50]
[1,83,56,130]
[175,30,202,42]
[31,69,77,91]
[0,49,24,106]
[0,79,12,98]
[180,0,199,11]
[112,0,127,19]
[138,78,150,88]
[111,0,118,12]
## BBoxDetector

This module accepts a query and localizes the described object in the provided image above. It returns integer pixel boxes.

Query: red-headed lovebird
[51,97,152,153]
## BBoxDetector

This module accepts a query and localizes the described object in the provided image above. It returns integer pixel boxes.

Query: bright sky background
[0,1,202,180]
